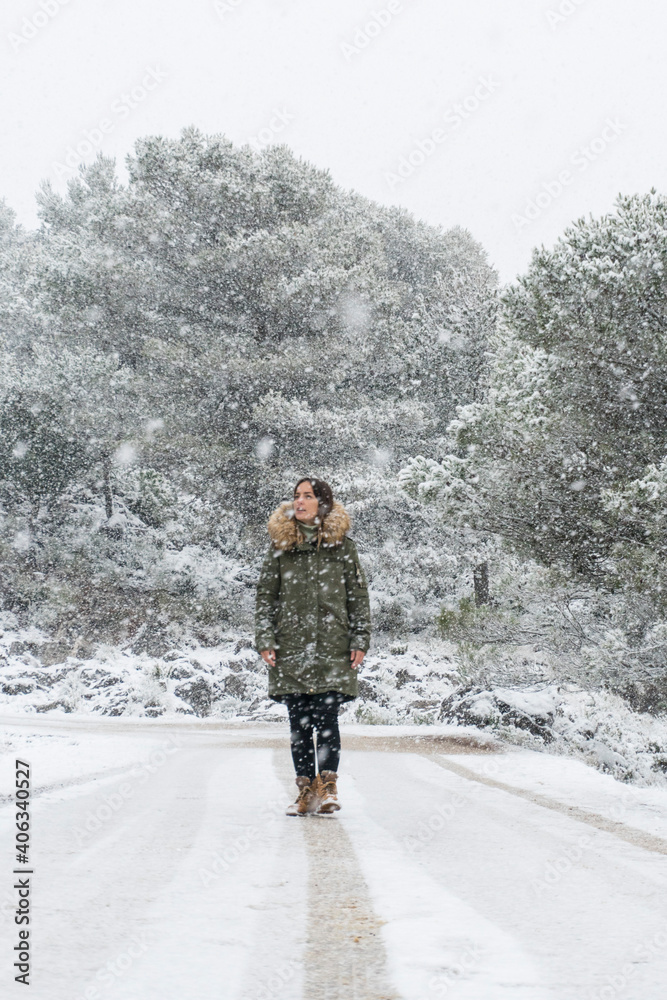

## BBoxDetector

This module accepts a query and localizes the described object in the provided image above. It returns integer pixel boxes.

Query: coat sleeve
[343,538,371,652]
[255,546,281,652]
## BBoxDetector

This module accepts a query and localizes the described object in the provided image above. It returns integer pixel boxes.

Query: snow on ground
[442,749,667,845]
[442,683,667,784]
[340,772,549,999]
[344,746,667,999]
[3,717,667,998]
[0,721,181,794]
[3,619,667,788]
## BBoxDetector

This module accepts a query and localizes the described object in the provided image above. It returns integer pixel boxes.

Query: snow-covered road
[2,717,667,1000]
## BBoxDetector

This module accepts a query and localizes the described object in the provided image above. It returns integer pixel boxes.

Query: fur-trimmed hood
[267,500,351,551]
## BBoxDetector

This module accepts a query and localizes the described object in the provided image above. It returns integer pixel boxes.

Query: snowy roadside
[3,618,667,789]
[3,718,667,998]
[4,713,667,863]
[4,695,667,999]
[0,722,185,800]
[435,748,667,847]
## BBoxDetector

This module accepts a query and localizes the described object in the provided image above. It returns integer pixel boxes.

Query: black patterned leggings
[284,691,345,779]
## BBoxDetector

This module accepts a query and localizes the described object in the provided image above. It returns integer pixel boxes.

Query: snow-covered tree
[404,192,667,579]
[400,192,667,698]
[32,132,495,525]
[1,129,496,643]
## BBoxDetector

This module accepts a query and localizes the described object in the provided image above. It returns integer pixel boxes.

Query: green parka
[254,500,371,703]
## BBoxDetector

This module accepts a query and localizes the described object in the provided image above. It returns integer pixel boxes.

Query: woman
[255,477,371,816]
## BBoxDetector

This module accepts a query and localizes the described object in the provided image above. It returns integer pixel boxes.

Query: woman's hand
[260,649,276,667]
[349,649,365,670]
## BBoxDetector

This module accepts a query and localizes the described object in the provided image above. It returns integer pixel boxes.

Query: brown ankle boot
[285,775,320,816]
[316,770,340,813]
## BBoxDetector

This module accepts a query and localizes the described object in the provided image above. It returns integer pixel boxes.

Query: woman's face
[293,481,319,524]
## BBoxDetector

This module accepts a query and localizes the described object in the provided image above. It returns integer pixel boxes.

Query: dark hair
[293,477,334,520]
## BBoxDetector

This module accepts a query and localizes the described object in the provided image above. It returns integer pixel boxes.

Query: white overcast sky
[1,0,665,283]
